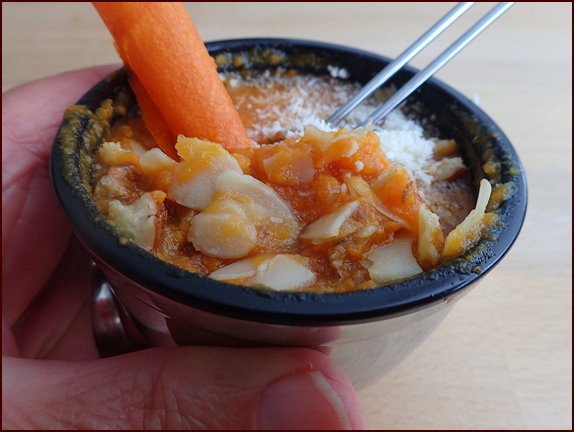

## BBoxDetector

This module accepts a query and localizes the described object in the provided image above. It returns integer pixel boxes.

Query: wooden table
[3,2,571,429]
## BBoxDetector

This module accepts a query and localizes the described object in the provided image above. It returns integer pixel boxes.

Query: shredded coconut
[327,65,350,79]
[222,68,444,195]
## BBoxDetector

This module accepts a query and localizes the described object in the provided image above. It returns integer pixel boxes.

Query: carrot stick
[127,73,179,160]
[92,2,254,158]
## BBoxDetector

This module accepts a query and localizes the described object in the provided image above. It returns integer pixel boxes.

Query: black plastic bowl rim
[50,38,528,326]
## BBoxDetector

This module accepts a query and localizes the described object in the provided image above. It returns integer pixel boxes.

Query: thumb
[3,347,365,430]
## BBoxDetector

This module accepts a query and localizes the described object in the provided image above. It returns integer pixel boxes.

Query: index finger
[2,64,120,327]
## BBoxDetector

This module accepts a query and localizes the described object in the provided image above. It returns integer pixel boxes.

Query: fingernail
[257,371,352,430]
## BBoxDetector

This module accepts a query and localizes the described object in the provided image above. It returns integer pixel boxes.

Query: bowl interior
[51,38,527,326]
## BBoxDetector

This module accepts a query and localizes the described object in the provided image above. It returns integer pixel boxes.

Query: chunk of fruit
[371,165,424,233]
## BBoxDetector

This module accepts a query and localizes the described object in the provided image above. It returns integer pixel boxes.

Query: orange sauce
[95,71,481,293]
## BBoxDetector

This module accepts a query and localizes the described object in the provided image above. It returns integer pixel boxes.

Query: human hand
[2,67,365,430]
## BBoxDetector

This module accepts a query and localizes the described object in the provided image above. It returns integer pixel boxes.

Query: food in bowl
[83,65,497,293]
[59,3,512,296]
[52,38,526,386]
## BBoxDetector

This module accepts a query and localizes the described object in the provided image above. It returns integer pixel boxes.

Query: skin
[2,66,366,430]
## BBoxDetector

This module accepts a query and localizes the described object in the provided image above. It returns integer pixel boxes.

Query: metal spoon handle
[361,2,515,126]
[328,2,475,126]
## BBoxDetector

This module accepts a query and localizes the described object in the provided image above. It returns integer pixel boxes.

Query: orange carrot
[127,73,179,160]
[92,2,254,159]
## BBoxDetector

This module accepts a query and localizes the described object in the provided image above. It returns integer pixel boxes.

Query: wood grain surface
[2,2,571,429]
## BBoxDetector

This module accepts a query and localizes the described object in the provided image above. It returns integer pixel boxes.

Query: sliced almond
[366,236,423,284]
[250,254,316,291]
[168,137,242,210]
[139,148,177,175]
[300,201,359,244]
[417,204,444,270]
[432,157,468,182]
[215,170,300,243]
[433,139,458,158]
[107,191,167,252]
[97,141,140,167]
[442,178,492,260]
[209,257,259,281]
[189,211,257,259]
